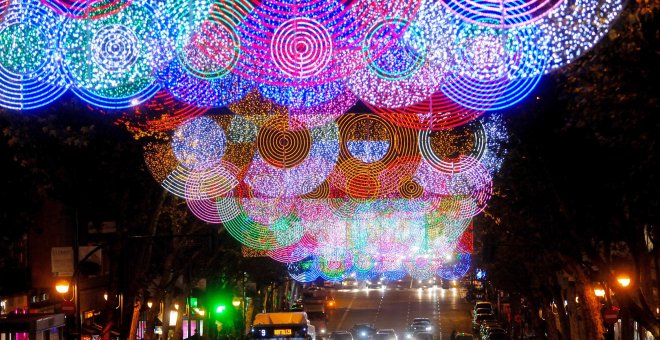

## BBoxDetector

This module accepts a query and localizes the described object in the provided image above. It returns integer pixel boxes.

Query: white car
[374,328,398,339]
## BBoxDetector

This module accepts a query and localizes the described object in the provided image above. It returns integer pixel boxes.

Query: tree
[478,0,660,337]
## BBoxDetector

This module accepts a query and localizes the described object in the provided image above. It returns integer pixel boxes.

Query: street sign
[603,307,619,324]
[61,300,75,315]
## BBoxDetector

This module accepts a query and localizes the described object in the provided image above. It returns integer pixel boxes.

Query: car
[411,318,431,325]
[374,328,398,339]
[482,327,507,340]
[404,324,429,338]
[472,313,497,332]
[475,308,492,316]
[440,279,458,289]
[342,278,358,289]
[410,318,433,333]
[351,323,377,339]
[473,301,493,315]
[411,331,433,339]
[484,332,510,340]
[329,330,354,340]
[478,320,501,336]
[324,280,339,289]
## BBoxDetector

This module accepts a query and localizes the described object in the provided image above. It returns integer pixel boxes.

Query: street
[324,285,473,339]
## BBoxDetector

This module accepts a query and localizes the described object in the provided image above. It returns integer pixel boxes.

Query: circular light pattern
[441,0,564,28]
[246,119,339,198]
[0,0,67,110]
[92,24,139,72]
[176,15,241,79]
[418,120,486,174]
[57,0,160,109]
[257,116,312,169]
[41,0,132,19]
[154,0,255,107]
[538,0,622,73]
[361,17,428,80]
[441,21,549,111]
[234,0,386,86]
[172,116,227,170]
[330,113,419,199]
[270,17,332,79]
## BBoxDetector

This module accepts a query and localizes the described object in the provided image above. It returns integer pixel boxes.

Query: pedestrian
[450,329,457,340]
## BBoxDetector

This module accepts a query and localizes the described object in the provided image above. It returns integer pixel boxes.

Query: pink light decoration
[268,233,318,263]
[233,0,424,86]
[188,197,224,224]
[184,160,241,200]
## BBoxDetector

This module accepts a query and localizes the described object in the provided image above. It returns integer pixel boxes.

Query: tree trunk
[172,296,185,340]
[128,298,142,340]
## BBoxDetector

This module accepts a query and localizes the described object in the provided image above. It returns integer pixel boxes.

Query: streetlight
[616,274,631,288]
[55,280,70,295]
[594,285,606,298]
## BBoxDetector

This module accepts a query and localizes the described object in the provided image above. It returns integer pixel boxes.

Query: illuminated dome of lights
[0,0,624,282]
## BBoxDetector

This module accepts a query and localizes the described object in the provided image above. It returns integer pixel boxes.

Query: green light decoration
[57,0,160,108]
[0,23,47,74]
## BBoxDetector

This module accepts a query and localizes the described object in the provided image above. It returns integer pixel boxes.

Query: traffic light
[206,288,234,321]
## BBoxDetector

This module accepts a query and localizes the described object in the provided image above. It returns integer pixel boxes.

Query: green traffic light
[216,305,226,314]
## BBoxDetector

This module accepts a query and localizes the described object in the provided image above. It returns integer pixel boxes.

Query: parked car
[482,327,507,340]
[351,323,377,339]
[473,301,493,316]
[455,332,474,340]
[329,330,354,340]
[484,332,509,340]
[477,320,501,337]
[472,313,497,332]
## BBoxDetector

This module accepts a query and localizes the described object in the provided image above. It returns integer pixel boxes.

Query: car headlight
[426,326,432,331]
[406,334,412,339]
[321,329,326,334]
[361,331,366,336]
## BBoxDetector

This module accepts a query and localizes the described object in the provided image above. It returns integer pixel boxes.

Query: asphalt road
[323,285,473,339]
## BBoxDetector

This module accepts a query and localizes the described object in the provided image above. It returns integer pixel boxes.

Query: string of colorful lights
[0,0,623,281]
[0,0,620,116]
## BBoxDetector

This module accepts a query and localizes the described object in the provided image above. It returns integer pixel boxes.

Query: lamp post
[616,274,631,288]
[54,279,77,339]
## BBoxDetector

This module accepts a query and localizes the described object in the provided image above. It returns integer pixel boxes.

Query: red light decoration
[111,90,208,139]
[367,90,485,131]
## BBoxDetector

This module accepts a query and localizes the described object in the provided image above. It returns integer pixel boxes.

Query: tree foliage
[479,0,659,338]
